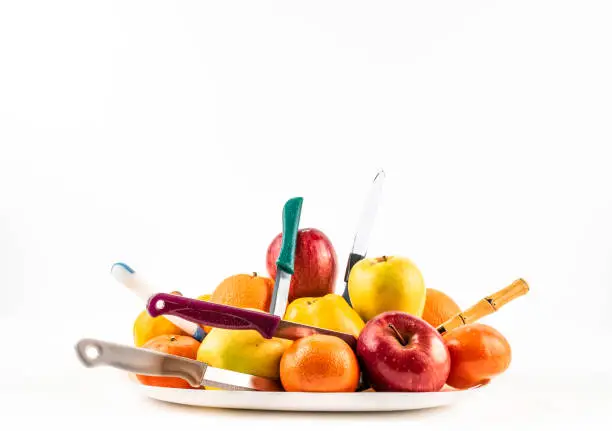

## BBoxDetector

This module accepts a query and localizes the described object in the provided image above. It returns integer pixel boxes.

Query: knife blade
[269,197,303,318]
[341,169,385,305]
[146,292,357,349]
[110,262,206,341]
[75,338,282,391]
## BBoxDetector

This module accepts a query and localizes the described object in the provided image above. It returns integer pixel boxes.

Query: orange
[421,288,461,328]
[136,334,201,388]
[280,334,360,392]
[210,273,274,311]
[203,273,274,333]
[444,323,512,389]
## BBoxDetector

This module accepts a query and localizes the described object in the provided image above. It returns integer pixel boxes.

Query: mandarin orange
[280,334,360,392]
[444,323,512,389]
[136,335,201,388]
[421,288,461,328]
[210,272,274,311]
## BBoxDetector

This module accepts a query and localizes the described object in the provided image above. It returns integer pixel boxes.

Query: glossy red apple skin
[266,228,337,303]
[357,311,451,392]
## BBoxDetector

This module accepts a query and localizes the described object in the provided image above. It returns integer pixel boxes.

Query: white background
[1,1,611,428]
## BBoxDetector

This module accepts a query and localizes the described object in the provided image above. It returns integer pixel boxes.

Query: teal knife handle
[276,197,303,274]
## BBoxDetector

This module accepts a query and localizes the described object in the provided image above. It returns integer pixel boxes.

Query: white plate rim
[130,377,487,412]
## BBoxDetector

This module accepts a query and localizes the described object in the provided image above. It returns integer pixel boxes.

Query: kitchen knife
[269,197,303,318]
[75,338,282,391]
[146,292,357,349]
[437,278,530,335]
[110,262,206,342]
[341,170,385,305]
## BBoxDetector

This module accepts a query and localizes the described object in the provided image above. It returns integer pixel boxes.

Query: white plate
[133,380,486,412]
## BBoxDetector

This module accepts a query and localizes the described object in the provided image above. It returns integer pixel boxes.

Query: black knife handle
[344,252,365,283]
[342,252,365,305]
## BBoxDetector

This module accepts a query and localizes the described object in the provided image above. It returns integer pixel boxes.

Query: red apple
[266,228,337,303]
[357,311,451,392]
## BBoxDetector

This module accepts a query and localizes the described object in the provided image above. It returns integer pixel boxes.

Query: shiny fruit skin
[283,294,365,338]
[266,228,337,303]
[348,256,426,321]
[136,335,201,388]
[133,291,186,347]
[204,274,273,334]
[210,273,274,311]
[357,311,450,392]
[421,288,462,328]
[280,334,360,393]
[444,323,512,389]
[197,327,292,383]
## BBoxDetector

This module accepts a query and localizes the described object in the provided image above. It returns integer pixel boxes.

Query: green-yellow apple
[196,327,292,389]
[347,255,426,321]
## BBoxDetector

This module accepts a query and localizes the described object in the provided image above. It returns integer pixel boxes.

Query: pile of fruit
[130,225,525,393]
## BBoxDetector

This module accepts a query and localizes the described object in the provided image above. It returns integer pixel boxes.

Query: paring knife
[75,338,282,391]
[341,170,386,305]
[146,292,357,349]
[269,197,303,318]
[110,262,206,342]
[437,278,530,335]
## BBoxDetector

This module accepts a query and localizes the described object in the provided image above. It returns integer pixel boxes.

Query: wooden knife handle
[436,278,529,335]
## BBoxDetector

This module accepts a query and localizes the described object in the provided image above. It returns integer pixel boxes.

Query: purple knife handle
[146,293,281,339]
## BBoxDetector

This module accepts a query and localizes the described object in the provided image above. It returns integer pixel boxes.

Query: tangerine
[444,323,512,389]
[421,288,461,328]
[210,273,274,311]
[136,334,201,388]
[280,334,360,392]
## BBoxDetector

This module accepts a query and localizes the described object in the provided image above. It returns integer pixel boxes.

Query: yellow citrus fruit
[284,294,365,338]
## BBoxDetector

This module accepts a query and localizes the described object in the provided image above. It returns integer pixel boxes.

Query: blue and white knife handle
[111,262,206,342]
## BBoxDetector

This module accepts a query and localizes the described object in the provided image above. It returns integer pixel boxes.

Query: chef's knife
[75,338,282,391]
[341,170,385,305]
[110,262,206,341]
[269,197,303,318]
[146,292,357,349]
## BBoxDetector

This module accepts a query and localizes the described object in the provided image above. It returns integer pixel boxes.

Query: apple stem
[388,324,407,346]
[252,272,258,277]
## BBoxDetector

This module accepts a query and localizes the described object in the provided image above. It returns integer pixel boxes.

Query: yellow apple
[347,255,426,321]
